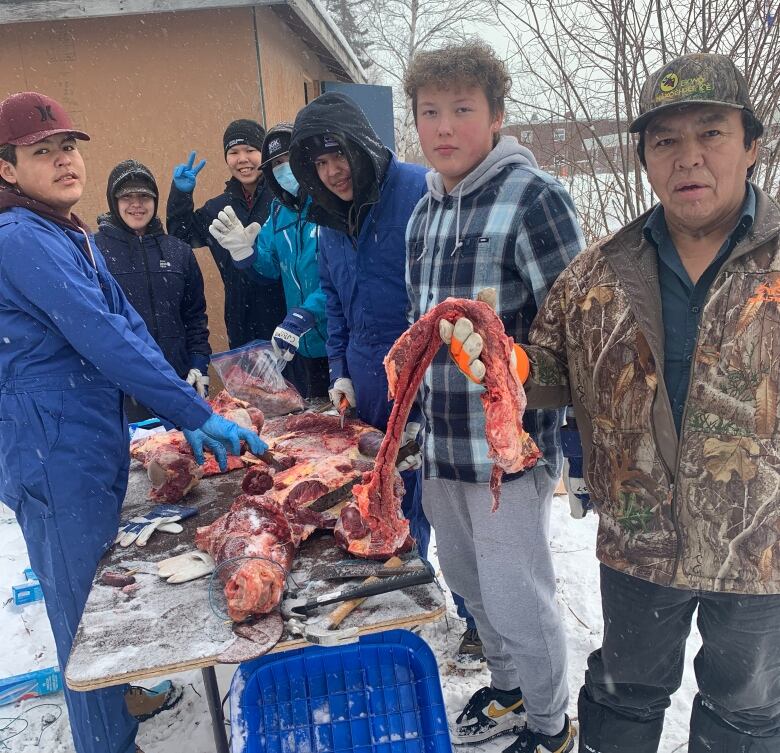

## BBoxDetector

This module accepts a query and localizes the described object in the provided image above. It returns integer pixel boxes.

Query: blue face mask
[272,162,299,196]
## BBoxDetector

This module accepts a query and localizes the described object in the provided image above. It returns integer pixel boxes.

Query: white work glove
[186,368,210,397]
[115,505,198,547]
[437,289,501,384]
[328,377,356,411]
[208,206,260,262]
[396,421,423,472]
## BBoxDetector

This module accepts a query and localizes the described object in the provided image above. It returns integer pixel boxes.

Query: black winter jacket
[166,177,286,348]
[95,217,211,378]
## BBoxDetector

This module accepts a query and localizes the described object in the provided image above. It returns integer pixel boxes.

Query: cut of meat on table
[195,494,295,621]
[263,412,378,460]
[241,465,274,496]
[336,297,542,560]
[147,450,204,502]
[129,391,264,503]
[220,363,305,417]
[193,411,384,620]
[271,455,367,540]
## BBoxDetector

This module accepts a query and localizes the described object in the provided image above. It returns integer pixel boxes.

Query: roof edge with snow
[0,0,366,84]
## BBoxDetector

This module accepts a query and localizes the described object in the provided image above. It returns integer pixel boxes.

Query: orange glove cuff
[513,344,530,384]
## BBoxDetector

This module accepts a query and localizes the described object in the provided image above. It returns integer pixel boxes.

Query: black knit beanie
[223,119,266,158]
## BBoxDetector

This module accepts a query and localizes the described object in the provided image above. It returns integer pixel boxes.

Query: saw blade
[309,559,426,580]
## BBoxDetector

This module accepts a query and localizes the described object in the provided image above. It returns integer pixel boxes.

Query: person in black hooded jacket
[166,120,286,348]
[95,159,211,422]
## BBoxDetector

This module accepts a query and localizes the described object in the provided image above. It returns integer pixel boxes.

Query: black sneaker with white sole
[502,715,576,753]
[451,685,527,744]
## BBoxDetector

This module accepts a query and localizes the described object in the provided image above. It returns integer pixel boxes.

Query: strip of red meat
[335,297,541,559]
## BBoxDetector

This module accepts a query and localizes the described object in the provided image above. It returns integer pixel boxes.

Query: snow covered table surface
[65,465,445,693]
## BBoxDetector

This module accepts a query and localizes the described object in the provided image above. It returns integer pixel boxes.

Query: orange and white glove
[438,289,530,384]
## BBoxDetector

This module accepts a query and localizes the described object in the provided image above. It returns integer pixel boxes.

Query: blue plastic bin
[230,629,451,753]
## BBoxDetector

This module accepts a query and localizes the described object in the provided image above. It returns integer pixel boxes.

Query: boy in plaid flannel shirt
[404,42,583,752]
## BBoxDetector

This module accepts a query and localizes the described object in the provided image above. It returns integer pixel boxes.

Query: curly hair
[404,41,511,121]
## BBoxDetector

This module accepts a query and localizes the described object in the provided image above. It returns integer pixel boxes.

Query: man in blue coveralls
[0,92,265,753]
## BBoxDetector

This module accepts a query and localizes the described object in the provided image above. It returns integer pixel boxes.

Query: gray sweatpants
[422,467,568,736]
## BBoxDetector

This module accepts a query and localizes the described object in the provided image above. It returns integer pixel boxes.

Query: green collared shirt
[643,185,756,434]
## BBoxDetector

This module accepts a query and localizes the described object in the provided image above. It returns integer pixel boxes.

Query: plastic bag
[211,341,305,417]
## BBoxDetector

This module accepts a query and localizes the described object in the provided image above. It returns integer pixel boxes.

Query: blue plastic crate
[12,582,43,606]
[230,629,451,753]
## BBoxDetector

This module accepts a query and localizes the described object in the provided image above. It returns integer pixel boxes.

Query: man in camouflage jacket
[445,53,780,753]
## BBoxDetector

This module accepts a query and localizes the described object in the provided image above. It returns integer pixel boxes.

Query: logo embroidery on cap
[659,72,679,92]
[268,138,282,153]
[226,138,246,149]
[323,135,339,149]
[35,105,56,122]
[654,74,714,104]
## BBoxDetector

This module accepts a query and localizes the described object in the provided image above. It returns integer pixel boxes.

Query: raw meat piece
[210,390,265,432]
[220,364,305,417]
[146,449,203,502]
[271,455,366,539]
[195,494,295,621]
[357,430,384,458]
[129,391,263,503]
[263,412,377,461]
[241,466,274,495]
[336,297,541,559]
[130,430,245,478]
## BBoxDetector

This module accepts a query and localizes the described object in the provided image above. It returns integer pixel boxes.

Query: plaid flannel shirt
[406,145,584,484]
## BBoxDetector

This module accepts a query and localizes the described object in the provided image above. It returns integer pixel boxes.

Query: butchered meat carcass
[130,391,264,502]
[195,494,295,622]
[335,297,542,559]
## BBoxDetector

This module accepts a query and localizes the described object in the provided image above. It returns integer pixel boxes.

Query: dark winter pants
[578,564,780,753]
[286,354,330,399]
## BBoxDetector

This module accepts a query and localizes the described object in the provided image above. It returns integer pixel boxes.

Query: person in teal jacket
[209,122,329,399]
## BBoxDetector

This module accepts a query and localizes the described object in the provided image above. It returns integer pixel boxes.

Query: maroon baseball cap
[0,92,90,146]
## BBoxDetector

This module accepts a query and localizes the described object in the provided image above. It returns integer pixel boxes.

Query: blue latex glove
[173,150,207,193]
[116,505,198,547]
[184,413,268,470]
[560,425,592,519]
[272,307,315,362]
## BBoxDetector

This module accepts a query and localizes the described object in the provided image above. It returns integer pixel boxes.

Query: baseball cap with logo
[260,123,293,168]
[629,53,761,133]
[0,92,90,146]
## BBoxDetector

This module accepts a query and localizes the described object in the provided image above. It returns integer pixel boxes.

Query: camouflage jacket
[526,185,780,594]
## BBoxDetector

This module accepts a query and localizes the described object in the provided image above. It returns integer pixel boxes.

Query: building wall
[504,119,638,175]
[0,6,331,357]
[256,8,324,125]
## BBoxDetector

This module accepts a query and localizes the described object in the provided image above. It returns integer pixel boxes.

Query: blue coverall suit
[288,91,431,556]
[318,158,431,557]
[0,207,211,753]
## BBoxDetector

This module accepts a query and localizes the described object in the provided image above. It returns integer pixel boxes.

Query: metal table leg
[202,665,230,753]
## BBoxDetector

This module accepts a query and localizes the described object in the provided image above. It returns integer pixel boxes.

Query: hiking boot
[503,715,576,753]
[125,679,183,722]
[451,626,486,670]
[451,685,526,744]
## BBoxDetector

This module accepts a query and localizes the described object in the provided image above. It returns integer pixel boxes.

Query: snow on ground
[0,497,700,752]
